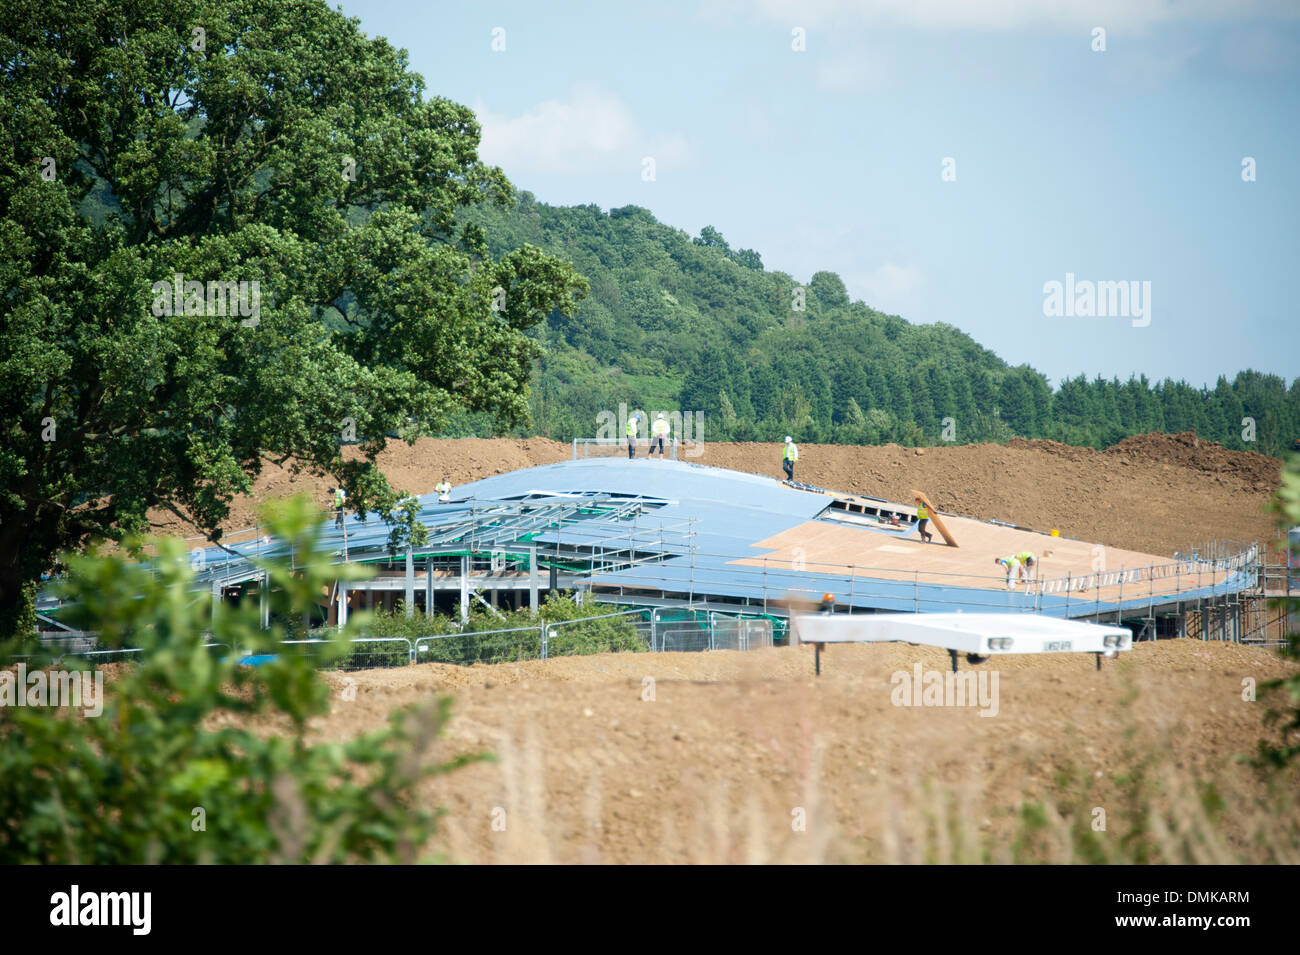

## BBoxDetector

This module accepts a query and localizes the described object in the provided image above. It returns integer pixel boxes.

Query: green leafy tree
[460,193,1300,454]
[809,270,849,309]
[0,0,587,635]
[718,391,739,439]
[693,225,730,252]
[386,495,430,558]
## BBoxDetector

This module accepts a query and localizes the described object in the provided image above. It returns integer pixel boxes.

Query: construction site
[29,433,1300,863]
[64,434,1291,655]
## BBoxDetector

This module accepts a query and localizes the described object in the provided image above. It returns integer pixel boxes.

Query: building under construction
[133,456,1291,648]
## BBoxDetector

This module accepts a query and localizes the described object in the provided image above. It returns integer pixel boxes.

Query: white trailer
[792,611,1133,674]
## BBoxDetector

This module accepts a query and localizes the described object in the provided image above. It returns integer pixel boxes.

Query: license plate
[1044,640,1072,652]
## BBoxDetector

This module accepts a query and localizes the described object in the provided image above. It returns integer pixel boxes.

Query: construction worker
[915,496,934,543]
[649,412,670,458]
[626,413,640,459]
[994,554,1020,588]
[332,487,346,528]
[782,436,798,481]
[435,478,452,502]
[994,552,1037,587]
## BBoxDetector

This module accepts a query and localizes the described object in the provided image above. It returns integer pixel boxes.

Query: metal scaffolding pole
[260,571,269,629]
[405,545,415,619]
[425,558,433,616]
[529,544,539,613]
[460,555,470,624]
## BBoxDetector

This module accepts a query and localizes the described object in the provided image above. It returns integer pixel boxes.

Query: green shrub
[0,496,483,863]
[365,593,650,665]
[1257,453,1300,766]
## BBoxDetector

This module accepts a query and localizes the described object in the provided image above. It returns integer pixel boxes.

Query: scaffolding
[35,480,1296,652]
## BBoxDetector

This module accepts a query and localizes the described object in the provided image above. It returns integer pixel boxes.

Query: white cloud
[850,263,924,312]
[701,0,1299,33]
[815,54,891,92]
[475,85,691,175]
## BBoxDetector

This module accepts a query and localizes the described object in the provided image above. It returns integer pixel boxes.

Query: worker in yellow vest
[782,436,798,481]
[994,552,1037,587]
[625,413,640,459]
[914,496,934,543]
[332,487,346,528]
[435,478,452,502]
[649,412,671,458]
[993,554,1020,588]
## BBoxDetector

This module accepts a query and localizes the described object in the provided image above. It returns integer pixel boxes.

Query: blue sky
[337,0,1298,388]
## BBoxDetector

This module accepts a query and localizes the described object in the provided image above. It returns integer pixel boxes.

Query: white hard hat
[785,435,792,443]
[657,412,664,418]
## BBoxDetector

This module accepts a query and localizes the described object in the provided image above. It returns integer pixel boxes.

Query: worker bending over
[782,436,798,481]
[994,552,1037,588]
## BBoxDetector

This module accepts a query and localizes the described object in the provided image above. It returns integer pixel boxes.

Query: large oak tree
[0,0,587,634]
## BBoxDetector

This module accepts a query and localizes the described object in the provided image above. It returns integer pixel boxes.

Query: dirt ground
[155,431,1282,558]
[168,431,1293,863]
[308,640,1299,864]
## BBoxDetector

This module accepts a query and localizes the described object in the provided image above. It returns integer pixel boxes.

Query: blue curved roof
[86,457,1251,623]
[453,457,829,545]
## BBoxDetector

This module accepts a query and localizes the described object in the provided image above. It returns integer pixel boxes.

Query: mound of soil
[153,432,1284,558]
[1103,431,1279,490]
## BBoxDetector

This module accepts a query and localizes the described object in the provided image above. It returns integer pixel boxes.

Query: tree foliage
[457,194,1299,453]
[0,0,587,633]
[1257,454,1300,767]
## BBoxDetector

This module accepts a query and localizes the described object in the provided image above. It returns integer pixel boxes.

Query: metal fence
[15,643,233,665]
[648,608,777,652]
[582,547,1256,616]
[32,608,781,672]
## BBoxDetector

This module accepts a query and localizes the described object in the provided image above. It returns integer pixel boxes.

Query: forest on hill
[452,194,1299,456]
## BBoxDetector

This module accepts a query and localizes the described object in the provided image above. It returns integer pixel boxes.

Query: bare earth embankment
[176,433,1293,862]
[302,639,1298,863]
[155,430,1280,557]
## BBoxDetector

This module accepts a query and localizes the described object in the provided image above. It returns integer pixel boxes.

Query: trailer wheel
[965,653,990,665]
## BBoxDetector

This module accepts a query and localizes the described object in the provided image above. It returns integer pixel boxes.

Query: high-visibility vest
[784,443,798,462]
[334,489,346,507]
[652,418,670,437]
[436,482,451,495]
[1015,551,1035,565]
[1000,555,1019,568]
[625,418,638,437]
[916,504,930,520]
